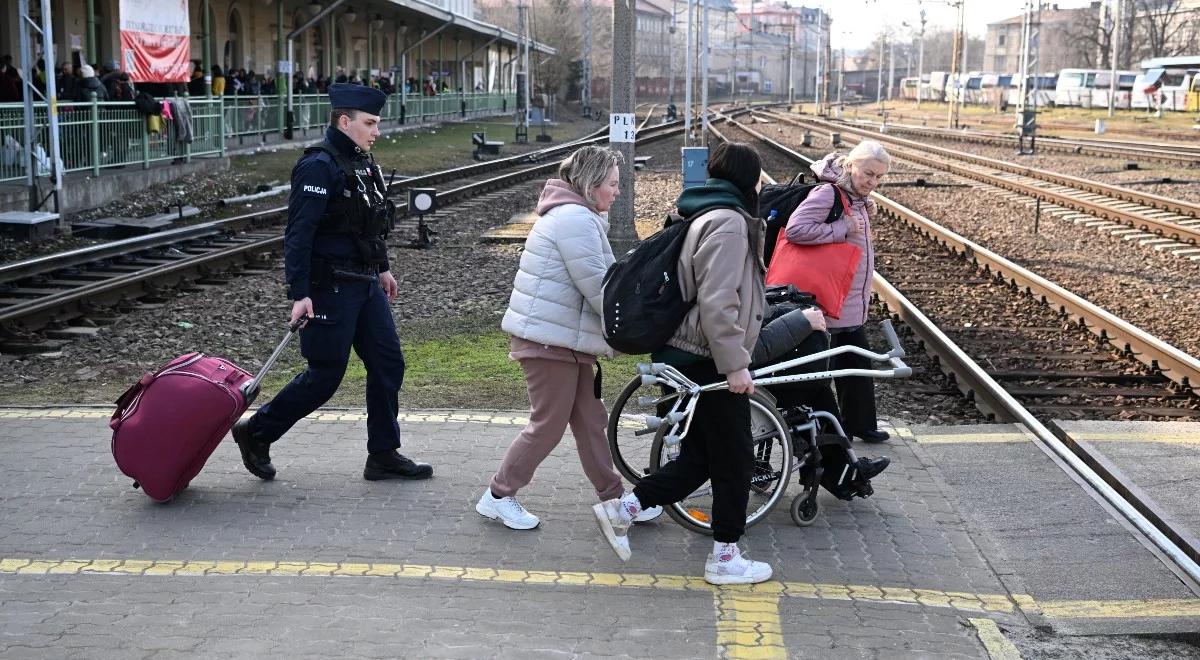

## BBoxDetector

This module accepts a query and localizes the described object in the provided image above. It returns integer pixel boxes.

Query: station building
[0,1,553,215]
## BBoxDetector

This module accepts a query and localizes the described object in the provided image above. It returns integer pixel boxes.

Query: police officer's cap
[329,83,388,115]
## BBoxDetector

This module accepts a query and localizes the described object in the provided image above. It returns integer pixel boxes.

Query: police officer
[232,83,433,482]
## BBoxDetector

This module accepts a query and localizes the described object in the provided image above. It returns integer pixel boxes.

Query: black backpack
[133,91,160,116]
[758,174,845,265]
[602,206,738,355]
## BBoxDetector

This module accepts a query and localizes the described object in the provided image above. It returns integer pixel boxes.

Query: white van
[1089,70,1139,110]
[926,71,949,102]
[1007,74,1057,107]
[1055,68,1105,107]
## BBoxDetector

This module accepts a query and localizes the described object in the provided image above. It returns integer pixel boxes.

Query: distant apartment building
[984,4,1098,74]
[986,0,1200,74]
[729,1,831,98]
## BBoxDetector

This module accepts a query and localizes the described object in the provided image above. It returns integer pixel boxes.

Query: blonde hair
[836,140,891,192]
[558,146,624,207]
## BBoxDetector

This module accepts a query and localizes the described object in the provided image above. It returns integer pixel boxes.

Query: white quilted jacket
[501,197,616,358]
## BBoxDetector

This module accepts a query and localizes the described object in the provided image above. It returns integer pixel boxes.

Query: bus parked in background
[926,71,950,102]
[1007,74,1058,107]
[1055,68,1106,107]
[1090,70,1139,109]
[1132,57,1200,112]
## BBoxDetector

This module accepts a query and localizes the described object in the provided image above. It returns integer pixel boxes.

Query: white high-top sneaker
[592,498,633,561]
[704,543,773,585]
[475,490,540,530]
[633,505,664,523]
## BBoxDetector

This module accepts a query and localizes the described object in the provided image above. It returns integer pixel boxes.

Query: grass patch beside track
[256,316,652,411]
[229,117,603,190]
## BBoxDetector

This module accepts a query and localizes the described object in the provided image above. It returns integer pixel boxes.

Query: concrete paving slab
[1053,419,1200,579]
[905,423,1200,635]
[2,410,1199,656]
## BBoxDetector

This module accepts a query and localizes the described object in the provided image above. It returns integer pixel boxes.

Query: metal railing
[227,92,516,143]
[1,92,517,183]
[1,97,225,183]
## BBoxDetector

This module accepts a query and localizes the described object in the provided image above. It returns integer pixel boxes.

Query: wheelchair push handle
[636,362,668,376]
[880,320,905,359]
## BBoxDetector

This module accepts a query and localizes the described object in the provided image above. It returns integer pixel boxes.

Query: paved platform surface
[1054,419,1200,568]
[906,423,1200,635]
[1,409,1198,658]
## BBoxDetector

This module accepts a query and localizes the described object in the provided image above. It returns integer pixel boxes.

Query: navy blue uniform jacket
[285,126,390,300]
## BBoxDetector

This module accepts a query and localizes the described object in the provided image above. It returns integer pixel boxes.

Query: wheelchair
[606,319,911,535]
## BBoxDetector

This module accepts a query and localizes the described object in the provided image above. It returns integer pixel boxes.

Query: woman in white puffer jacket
[475,146,660,530]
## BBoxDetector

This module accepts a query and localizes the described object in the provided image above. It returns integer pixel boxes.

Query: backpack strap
[822,184,850,225]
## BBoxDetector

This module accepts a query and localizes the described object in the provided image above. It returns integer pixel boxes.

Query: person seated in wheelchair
[751,284,890,500]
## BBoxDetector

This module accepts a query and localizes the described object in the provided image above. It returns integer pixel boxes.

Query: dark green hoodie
[675,178,751,218]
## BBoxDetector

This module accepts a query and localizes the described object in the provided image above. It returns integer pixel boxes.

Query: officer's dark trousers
[802,325,879,437]
[632,359,753,543]
[253,279,405,454]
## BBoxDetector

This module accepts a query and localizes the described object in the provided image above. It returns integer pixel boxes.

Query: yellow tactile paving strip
[907,429,1200,446]
[2,557,1198,658]
[969,618,1023,660]
[5,412,1197,655]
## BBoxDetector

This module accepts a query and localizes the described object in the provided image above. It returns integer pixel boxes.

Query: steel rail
[764,111,1200,224]
[0,121,688,288]
[0,209,283,285]
[0,114,712,332]
[877,141,1200,245]
[833,119,1200,165]
[874,192,1200,396]
[728,110,1200,587]
[725,113,1200,396]
[872,274,1200,589]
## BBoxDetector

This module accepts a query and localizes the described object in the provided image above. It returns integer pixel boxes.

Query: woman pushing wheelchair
[596,142,902,585]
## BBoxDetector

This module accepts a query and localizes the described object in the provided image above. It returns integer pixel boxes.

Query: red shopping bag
[764,233,862,319]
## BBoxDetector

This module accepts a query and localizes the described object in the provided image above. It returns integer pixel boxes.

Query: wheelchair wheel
[790,492,819,527]
[649,391,792,535]
[607,375,683,484]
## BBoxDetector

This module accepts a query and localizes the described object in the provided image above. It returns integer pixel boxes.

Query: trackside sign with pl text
[609,114,636,143]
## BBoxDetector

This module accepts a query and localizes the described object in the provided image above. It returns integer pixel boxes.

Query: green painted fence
[1,92,516,183]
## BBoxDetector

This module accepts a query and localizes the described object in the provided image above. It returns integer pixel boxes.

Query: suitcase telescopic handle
[239,316,308,404]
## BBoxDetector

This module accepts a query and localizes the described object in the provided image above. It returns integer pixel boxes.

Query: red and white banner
[119,0,191,83]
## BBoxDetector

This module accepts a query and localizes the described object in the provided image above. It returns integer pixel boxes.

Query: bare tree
[1134,0,1196,59]
[479,0,592,99]
[1057,5,1110,68]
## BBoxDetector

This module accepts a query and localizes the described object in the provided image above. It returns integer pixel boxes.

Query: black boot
[856,456,890,481]
[856,429,890,443]
[232,417,276,480]
[364,450,433,481]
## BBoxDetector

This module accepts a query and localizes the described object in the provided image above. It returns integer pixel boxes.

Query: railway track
[0,110,690,351]
[832,117,1200,166]
[758,110,1200,254]
[841,103,1194,143]
[716,116,1200,589]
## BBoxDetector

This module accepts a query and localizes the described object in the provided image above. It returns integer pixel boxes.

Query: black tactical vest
[305,142,395,269]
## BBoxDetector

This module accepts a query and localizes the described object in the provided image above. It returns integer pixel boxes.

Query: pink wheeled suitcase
[110,320,302,502]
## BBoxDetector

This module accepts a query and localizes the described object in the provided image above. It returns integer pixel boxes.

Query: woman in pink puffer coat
[784,140,892,443]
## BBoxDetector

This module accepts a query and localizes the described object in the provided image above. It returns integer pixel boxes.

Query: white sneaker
[592,499,632,561]
[704,543,773,585]
[633,505,663,523]
[475,490,540,530]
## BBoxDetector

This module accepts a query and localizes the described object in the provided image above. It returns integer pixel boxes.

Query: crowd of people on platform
[0,55,137,103]
[0,54,486,106]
